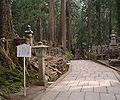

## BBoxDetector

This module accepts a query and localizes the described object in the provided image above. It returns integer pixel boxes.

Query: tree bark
[109,5,112,36]
[96,0,102,45]
[0,0,17,69]
[60,0,67,50]
[36,4,43,42]
[115,0,120,34]
[66,0,71,50]
[0,47,16,69]
[49,0,55,46]
[98,0,102,44]
[0,0,14,39]
[87,0,92,44]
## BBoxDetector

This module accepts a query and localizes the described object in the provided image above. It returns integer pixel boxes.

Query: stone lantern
[32,42,49,86]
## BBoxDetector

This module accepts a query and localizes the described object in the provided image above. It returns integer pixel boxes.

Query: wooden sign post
[17,44,31,96]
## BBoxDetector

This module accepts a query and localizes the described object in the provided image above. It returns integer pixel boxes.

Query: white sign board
[17,44,31,57]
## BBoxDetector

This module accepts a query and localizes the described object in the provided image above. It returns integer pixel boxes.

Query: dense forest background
[0,0,120,52]
[11,0,120,52]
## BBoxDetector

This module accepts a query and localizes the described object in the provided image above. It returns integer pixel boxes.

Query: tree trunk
[98,0,102,44]
[109,5,112,36]
[0,0,17,69]
[35,4,43,42]
[87,0,92,45]
[0,0,14,39]
[66,0,71,50]
[96,0,102,45]
[115,0,120,34]
[60,0,67,50]
[49,0,55,46]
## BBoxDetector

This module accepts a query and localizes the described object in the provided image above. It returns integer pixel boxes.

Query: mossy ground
[0,66,38,99]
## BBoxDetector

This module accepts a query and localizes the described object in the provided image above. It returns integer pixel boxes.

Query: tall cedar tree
[116,0,120,34]
[36,4,43,42]
[0,0,17,69]
[49,0,55,46]
[66,0,71,50]
[61,0,67,50]
[87,0,92,44]
[0,0,15,39]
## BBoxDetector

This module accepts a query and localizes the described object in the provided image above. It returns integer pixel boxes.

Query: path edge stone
[96,60,120,81]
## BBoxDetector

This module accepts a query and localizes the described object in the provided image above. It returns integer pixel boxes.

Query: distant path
[33,60,120,100]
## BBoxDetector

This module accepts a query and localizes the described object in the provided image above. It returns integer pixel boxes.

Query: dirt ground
[9,86,45,100]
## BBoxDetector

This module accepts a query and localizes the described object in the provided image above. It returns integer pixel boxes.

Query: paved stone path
[34,60,120,100]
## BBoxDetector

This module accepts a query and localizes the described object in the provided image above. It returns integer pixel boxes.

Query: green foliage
[75,0,118,53]
[0,66,37,95]
[12,0,48,37]
[0,48,16,70]
[11,0,120,56]
[65,51,73,61]
[0,66,23,94]
[26,70,38,85]
[57,45,65,54]
[56,46,73,60]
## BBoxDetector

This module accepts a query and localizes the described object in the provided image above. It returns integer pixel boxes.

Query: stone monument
[25,25,33,45]
[92,45,97,54]
[109,32,119,59]
[108,31,120,65]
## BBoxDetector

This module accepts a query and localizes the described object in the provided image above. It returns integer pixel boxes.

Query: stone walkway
[33,60,120,100]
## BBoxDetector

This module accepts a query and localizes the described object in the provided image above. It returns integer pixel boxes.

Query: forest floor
[8,57,69,100]
[9,86,45,100]
[9,65,70,100]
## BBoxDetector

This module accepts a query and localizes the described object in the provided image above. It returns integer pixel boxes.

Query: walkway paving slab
[100,93,116,100]
[68,92,85,100]
[33,60,120,100]
[84,92,100,100]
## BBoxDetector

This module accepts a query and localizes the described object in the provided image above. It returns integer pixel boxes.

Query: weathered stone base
[36,79,48,87]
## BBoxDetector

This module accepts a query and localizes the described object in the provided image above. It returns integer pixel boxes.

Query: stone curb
[96,60,120,81]
[32,62,72,100]
[97,60,120,72]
